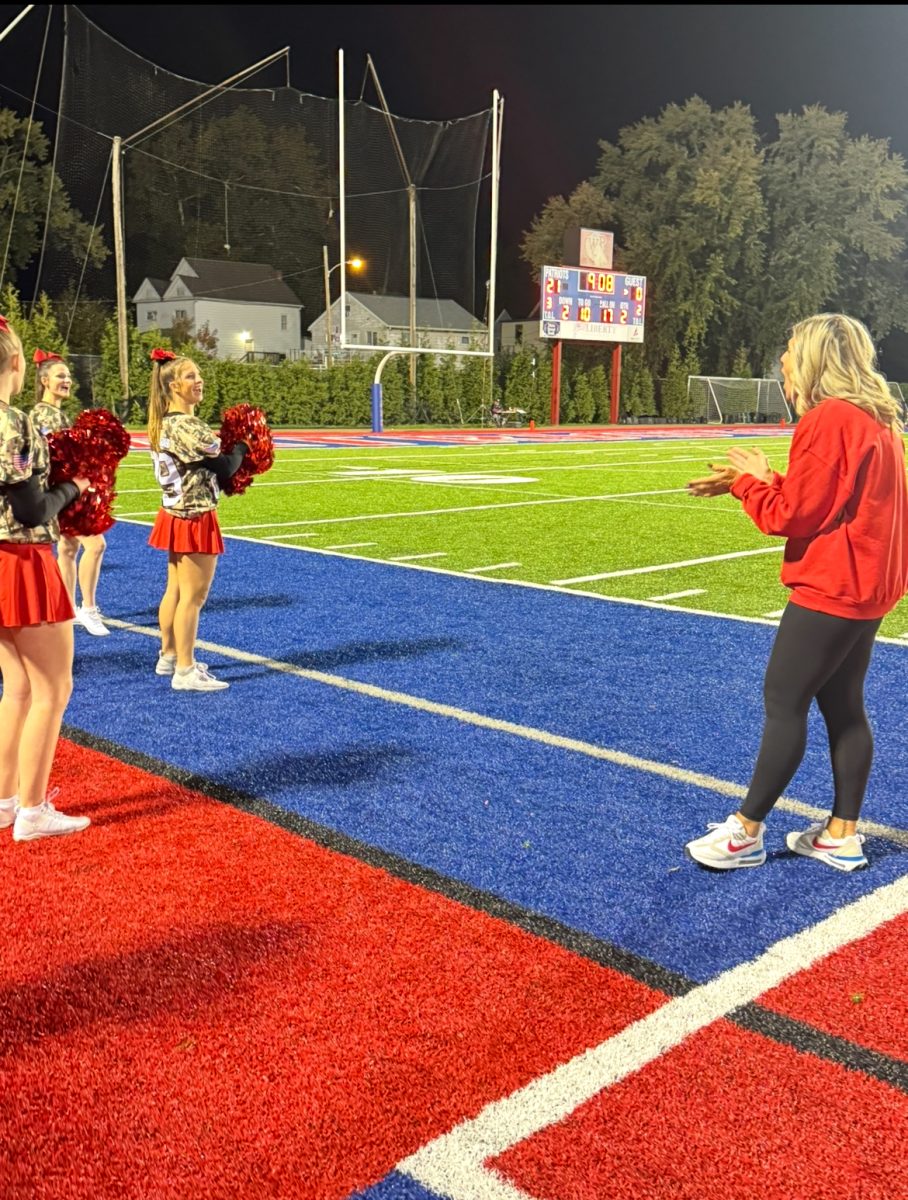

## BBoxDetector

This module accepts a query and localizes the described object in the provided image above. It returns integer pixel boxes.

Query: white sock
[0,795,16,805]
[176,664,195,676]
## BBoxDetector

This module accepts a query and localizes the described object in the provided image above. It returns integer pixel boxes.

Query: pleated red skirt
[148,508,225,555]
[0,542,75,627]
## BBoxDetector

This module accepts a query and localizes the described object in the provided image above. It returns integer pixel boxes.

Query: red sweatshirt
[730,397,908,619]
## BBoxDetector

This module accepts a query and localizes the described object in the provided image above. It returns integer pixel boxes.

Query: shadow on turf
[283,637,463,671]
[223,744,413,791]
[109,593,297,622]
[0,920,308,1050]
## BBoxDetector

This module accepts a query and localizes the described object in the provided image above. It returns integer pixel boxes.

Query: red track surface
[0,739,664,1199]
[492,1019,908,1200]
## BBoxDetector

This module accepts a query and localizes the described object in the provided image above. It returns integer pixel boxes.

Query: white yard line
[110,518,908,648]
[647,588,706,602]
[552,545,784,585]
[464,562,522,573]
[322,542,378,550]
[398,874,908,1199]
[221,488,685,532]
[101,614,908,850]
[388,551,449,562]
[765,609,786,619]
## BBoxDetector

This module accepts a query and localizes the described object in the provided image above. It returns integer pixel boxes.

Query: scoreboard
[539,266,646,344]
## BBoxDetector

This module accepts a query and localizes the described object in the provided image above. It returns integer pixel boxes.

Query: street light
[322,245,365,368]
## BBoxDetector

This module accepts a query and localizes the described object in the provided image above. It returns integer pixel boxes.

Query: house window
[147,310,157,322]
[174,309,187,319]
[515,324,524,345]
[367,331,379,346]
[349,332,359,343]
[281,314,288,331]
[345,305,351,316]
[460,335,470,345]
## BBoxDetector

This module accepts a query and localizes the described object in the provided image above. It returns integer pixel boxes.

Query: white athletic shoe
[156,653,207,677]
[0,796,16,830]
[171,662,229,692]
[685,814,766,869]
[75,606,110,637]
[786,823,868,872]
[13,794,91,842]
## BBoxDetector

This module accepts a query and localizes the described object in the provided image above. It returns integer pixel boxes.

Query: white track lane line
[398,874,908,1200]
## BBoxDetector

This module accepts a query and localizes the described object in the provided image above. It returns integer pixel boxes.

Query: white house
[133,258,302,361]
[306,293,486,361]
[496,301,545,353]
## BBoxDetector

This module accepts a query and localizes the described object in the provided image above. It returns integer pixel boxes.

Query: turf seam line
[729,1003,908,1095]
[94,618,908,851]
[60,724,908,1102]
[59,722,691,998]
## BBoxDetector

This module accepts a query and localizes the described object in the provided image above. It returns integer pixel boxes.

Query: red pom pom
[218,404,274,496]
[46,409,131,537]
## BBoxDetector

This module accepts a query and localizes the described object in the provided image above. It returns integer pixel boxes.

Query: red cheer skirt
[0,542,75,627]
[148,508,225,556]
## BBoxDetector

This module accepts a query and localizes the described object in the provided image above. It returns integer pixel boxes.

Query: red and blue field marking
[1,519,905,1198]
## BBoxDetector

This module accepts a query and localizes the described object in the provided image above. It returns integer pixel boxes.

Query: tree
[124,108,333,316]
[755,106,908,368]
[50,286,113,355]
[593,98,766,378]
[0,108,109,285]
[520,181,618,275]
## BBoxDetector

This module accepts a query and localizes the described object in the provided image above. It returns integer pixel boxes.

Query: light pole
[322,247,364,368]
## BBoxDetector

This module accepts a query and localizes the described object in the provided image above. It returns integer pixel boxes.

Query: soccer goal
[686,377,793,424]
[889,382,906,418]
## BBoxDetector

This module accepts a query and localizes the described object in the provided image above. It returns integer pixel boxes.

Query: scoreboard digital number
[539,266,646,344]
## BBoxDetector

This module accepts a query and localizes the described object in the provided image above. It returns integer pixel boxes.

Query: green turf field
[114,433,908,640]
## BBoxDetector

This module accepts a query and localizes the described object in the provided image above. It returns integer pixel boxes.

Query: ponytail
[147,350,188,451]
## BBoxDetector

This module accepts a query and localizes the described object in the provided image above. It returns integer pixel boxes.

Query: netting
[686,376,792,424]
[41,7,492,361]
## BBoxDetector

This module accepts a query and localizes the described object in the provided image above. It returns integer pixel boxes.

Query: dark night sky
[4,4,908,336]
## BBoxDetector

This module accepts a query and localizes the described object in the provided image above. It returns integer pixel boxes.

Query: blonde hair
[34,356,67,404]
[147,355,193,451]
[787,313,902,431]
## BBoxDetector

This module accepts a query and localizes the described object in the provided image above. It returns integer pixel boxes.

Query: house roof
[341,293,481,332]
[171,258,301,306]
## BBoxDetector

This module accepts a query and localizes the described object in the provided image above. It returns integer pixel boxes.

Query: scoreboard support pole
[550,339,562,425]
[610,345,622,424]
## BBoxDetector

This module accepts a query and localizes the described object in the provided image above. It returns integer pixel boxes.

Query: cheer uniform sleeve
[188,442,249,483]
[5,476,80,527]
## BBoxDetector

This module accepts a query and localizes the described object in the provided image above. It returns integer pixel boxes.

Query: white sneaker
[171,662,229,692]
[13,795,91,842]
[786,823,868,872]
[685,814,766,869]
[76,606,110,637]
[156,653,207,676]
[0,796,16,830]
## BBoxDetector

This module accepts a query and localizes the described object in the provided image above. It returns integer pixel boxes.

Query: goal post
[686,376,793,424]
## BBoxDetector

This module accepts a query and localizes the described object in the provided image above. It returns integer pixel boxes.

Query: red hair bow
[33,349,63,365]
[150,348,176,363]
[0,315,9,333]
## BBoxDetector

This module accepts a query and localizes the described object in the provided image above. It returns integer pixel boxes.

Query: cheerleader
[146,350,246,692]
[30,350,109,636]
[0,317,91,841]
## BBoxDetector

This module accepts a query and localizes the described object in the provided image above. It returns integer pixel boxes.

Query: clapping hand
[687,462,739,497]
[726,445,773,484]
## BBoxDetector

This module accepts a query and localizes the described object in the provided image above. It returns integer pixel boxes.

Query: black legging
[739,603,882,823]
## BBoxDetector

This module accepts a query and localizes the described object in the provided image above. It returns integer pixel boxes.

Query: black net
[45,7,492,363]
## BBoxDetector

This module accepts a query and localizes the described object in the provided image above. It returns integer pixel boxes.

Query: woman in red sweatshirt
[685,313,908,872]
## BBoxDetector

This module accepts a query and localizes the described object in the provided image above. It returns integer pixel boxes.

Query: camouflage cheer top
[152,412,222,517]
[30,400,72,437]
[0,401,57,543]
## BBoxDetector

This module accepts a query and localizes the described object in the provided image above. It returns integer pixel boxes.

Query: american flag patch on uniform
[11,452,32,474]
